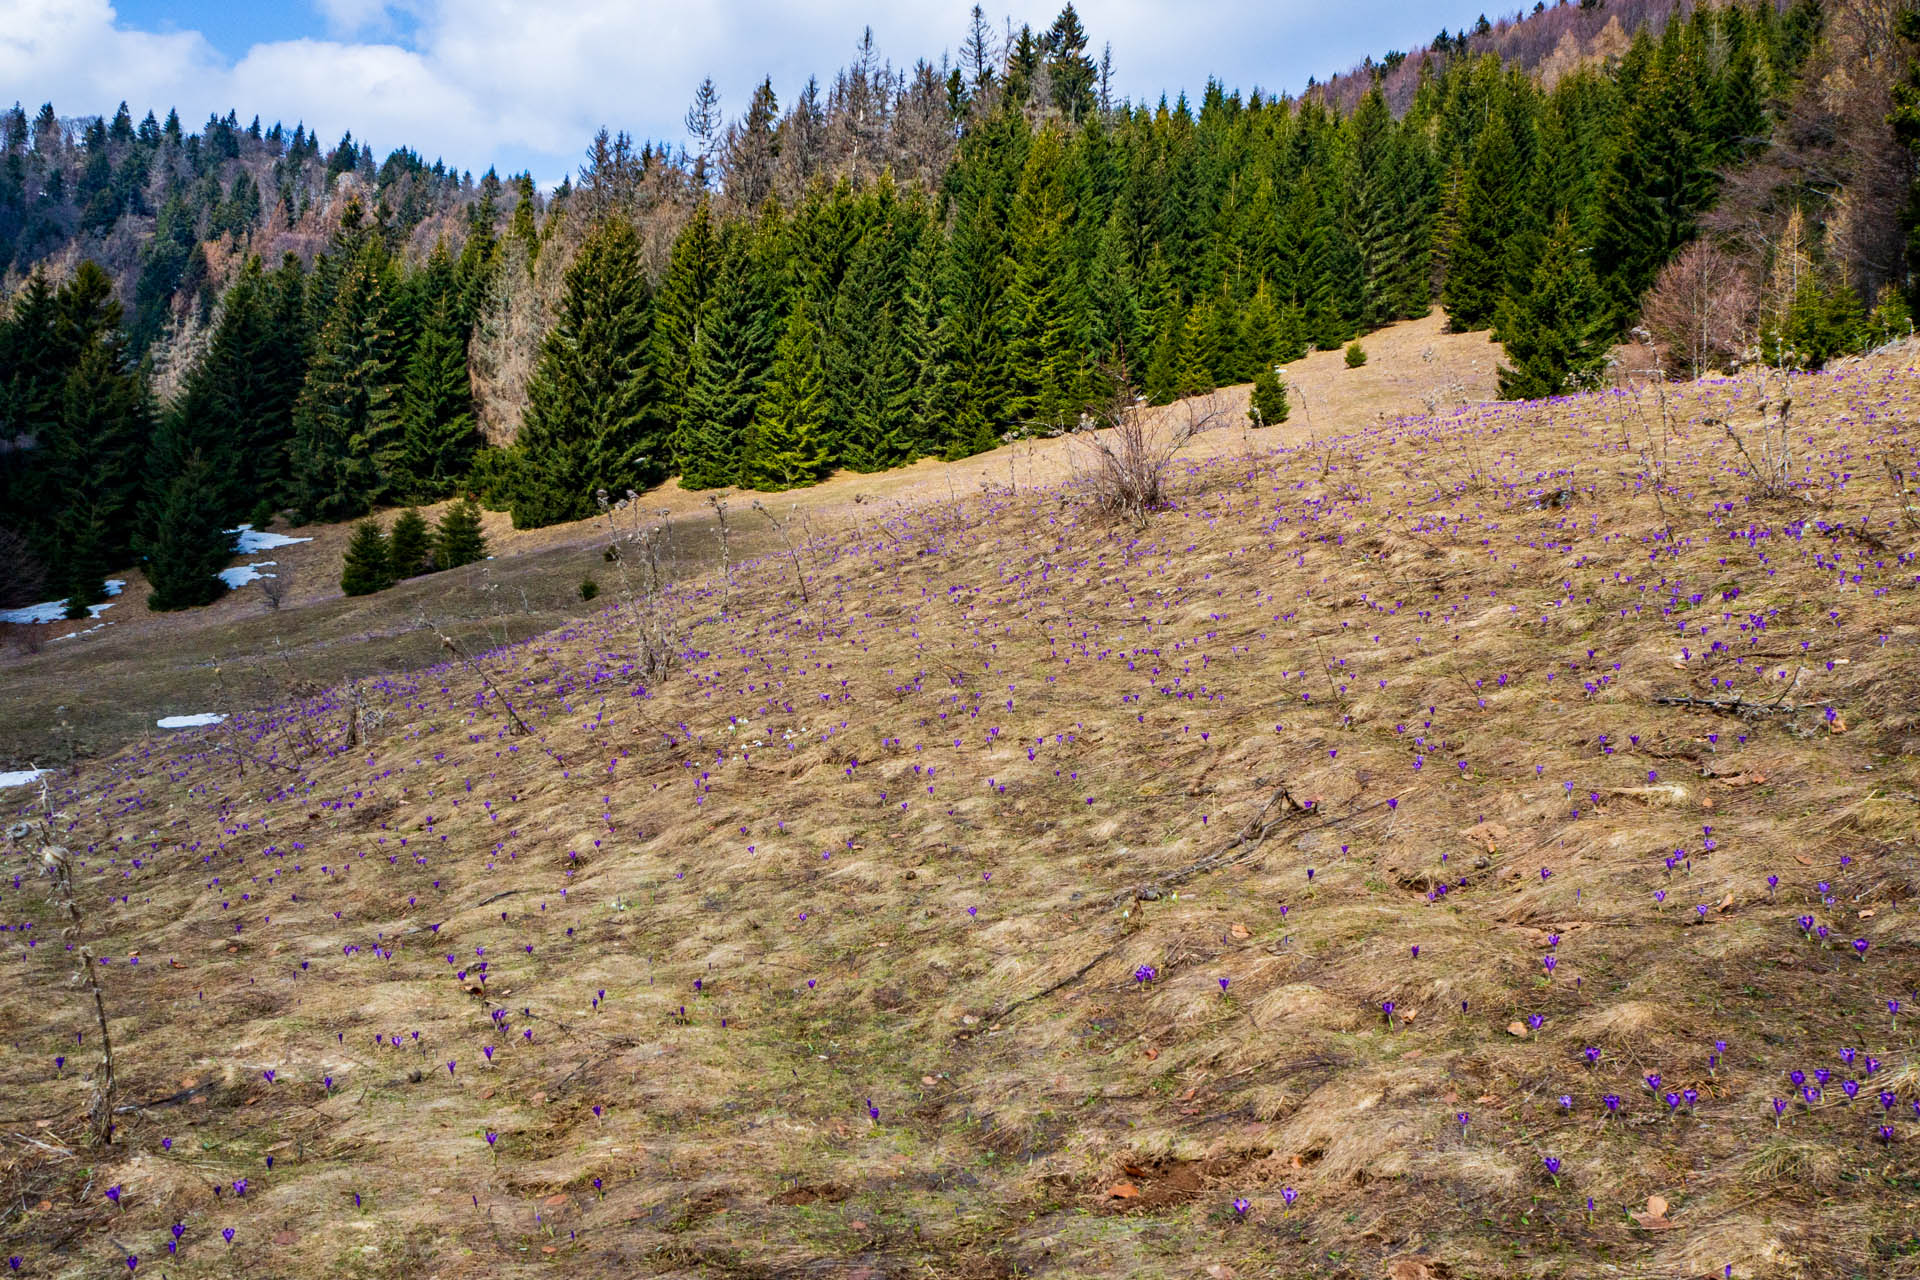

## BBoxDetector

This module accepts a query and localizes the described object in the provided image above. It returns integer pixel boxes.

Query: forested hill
[1,0,1914,626]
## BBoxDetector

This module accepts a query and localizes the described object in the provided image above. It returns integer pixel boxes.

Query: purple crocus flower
[1134,965,1156,984]
[106,1186,122,1204]
[222,1229,235,1245]
[1853,938,1871,960]
[1231,1196,1250,1217]
[1543,1156,1561,1176]
[1281,1186,1297,1207]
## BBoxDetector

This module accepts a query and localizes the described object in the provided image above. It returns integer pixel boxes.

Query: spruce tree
[434,498,487,568]
[1249,367,1289,426]
[652,204,722,463]
[400,291,479,500]
[1442,113,1521,331]
[927,108,1023,459]
[388,507,433,577]
[1495,213,1610,400]
[677,220,777,489]
[1592,53,1713,320]
[744,298,831,490]
[339,519,395,596]
[1004,127,1088,435]
[141,452,235,611]
[290,246,401,522]
[513,217,667,528]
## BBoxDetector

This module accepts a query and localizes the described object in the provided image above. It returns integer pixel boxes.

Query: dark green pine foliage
[1004,126,1089,435]
[744,297,831,490]
[157,259,274,525]
[1345,90,1409,331]
[1443,111,1522,332]
[1592,35,1715,320]
[140,451,234,611]
[434,498,488,568]
[51,337,148,609]
[290,245,401,522]
[339,518,395,596]
[928,108,1025,459]
[400,256,480,500]
[677,218,778,490]
[1495,213,1610,400]
[653,204,723,465]
[387,506,433,577]
[1249,366,1289,426]
[514,217,669,528]
[39,263,148,604]
[830,180,933,471]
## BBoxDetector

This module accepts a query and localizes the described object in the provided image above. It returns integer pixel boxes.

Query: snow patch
[220,561,278,588]
[230,524,314,554]
[0,768,49,789]
[0,579,124,625]
[157,713,227,729]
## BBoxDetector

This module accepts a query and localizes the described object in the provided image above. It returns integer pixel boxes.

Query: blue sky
[4,1,1488,184]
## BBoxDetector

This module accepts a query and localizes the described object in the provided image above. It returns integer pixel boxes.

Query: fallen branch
[978,943,1123,1027]
[1653,694,1833,717]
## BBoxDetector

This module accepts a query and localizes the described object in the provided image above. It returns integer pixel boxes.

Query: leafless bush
[1716,361,1798,498]
[1640,241,1757,379]
[597,489,682,682]
[259,562,294,611]
[1071,364,1224,527]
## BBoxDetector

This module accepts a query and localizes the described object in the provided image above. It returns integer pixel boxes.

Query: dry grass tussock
[4,323,1920,1279]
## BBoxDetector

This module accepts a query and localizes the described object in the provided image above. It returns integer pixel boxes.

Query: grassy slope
[5,318,1920,1280]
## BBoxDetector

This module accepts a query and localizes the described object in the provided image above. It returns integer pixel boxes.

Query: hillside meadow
[5,321,1920,1278]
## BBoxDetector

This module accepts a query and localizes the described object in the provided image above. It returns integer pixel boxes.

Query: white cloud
[2,0,1448,181]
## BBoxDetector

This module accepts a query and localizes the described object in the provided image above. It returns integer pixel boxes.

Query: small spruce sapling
[1249,367,1289,427]
[340,519,396,596]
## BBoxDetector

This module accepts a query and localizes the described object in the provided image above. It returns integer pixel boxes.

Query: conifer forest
[0,0,1910,614]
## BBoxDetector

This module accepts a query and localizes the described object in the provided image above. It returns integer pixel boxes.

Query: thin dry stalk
[427,619,534,738]
[24,781,116,1147]
[751,500,811,606]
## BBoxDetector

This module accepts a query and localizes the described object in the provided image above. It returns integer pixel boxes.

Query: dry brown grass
[4,314,1919,1279]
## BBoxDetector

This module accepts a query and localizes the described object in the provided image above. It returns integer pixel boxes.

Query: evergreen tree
[927,109,1024,459]
[339,518,395,595]
[1249,366,1289,426]
[434,498,487,568]
[513,217,668,528]
[677,220,777,489]
[1495,213,1610,399]
[400,290,479,500]
[1005,127,1088,435]
[141,452,234,611]
[289,245,401,522]
[653,204,722,462]
[744,298,831,490]
[388,506,433,577]
[1442,112,1521,331]
[1592,52,1713,320]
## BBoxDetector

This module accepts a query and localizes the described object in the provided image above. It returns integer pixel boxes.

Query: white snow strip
[157,713,227,729]
[0,768,49,789]
[0,579,124,625]
[230,524,314,553]
[220,561,278,588]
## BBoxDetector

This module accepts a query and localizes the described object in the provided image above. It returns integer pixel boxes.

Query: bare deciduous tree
[1640,241,1757,379]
